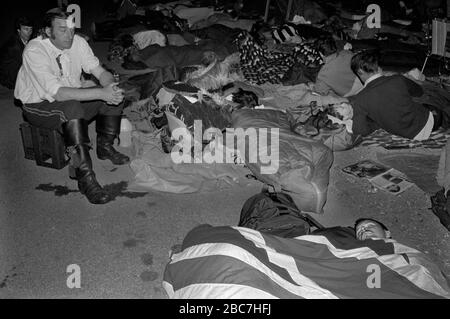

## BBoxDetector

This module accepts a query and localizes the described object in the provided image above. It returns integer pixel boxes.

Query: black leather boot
[62,119,111,205]
[96,115,130,165]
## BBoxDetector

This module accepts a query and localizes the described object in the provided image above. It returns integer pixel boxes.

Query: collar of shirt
[40,37,66,61]
[41,37,73,77]
[364,73,383,87]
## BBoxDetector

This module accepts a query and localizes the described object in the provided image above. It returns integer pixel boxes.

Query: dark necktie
[56,54,63,77]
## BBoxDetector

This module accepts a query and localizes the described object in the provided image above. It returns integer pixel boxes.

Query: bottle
[119,117,133,148]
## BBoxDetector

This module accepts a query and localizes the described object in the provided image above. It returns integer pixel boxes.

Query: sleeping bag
[231,109,333,214]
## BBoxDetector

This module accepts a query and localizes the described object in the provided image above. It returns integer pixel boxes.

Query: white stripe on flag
[233,227,337,299]
[169,283,278,299]
[162,281,174,298]
[382,242,450,298]
[297,235,450,298]
[170,241,338,299]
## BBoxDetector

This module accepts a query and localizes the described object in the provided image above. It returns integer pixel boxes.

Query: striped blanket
[163,225,450,299]
[359,128,450,150]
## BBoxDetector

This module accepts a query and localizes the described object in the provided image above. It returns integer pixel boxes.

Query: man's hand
[102,83,124,105]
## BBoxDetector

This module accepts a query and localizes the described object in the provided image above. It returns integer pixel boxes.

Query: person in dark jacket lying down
[347,50,439,141]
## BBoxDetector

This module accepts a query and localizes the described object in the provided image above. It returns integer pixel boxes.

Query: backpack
[238,191,319,238]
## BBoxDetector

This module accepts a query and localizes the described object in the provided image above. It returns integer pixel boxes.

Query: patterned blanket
[358,128,450,150]
[237,32,324,85]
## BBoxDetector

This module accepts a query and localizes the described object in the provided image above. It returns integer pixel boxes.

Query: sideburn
[45,27,56,40]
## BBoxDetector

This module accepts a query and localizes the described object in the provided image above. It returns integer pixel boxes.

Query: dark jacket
[349,75,429,139]
[0,34,25,89]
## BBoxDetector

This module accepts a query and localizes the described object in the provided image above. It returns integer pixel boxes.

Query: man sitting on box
[15,9,130,205]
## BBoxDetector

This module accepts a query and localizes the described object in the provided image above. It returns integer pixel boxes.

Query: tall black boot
[62,119,111,205]
[96,115,130,165]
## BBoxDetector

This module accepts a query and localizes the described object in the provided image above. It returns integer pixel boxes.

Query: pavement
[1,37,449,300]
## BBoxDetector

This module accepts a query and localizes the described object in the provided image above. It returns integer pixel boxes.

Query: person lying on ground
[310,215,448,283]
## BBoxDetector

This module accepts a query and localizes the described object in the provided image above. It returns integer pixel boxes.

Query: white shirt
[364,73,383,87]
[414,111,434,141]
[15,35,100,104]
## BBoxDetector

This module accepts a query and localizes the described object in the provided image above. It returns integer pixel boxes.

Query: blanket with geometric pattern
[358,128,450,150]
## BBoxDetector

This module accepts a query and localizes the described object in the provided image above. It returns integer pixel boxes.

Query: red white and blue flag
[163,225,450,299]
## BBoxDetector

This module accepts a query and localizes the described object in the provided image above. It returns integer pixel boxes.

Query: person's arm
[91,65,116,87]
[351,113,374,136]
[348,99,375,136]
[73,36,124,104]
[22,46,123,105]
[21,47,68,102]
[54,84,122,105]
[78,35,118,88]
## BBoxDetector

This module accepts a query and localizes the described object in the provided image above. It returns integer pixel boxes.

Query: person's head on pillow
[351,50,382,84]
[354,218,391,240]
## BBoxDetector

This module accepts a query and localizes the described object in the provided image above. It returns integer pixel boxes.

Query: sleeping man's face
[355,220,389,241]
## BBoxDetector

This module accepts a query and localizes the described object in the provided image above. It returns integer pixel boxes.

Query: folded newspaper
[342,160,414,195]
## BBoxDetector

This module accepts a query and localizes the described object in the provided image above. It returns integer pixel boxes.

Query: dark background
[0,0,109,44]
[1,1,448,46]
